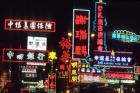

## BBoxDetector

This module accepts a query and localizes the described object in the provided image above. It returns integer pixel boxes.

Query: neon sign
[72,9,90,59]
[48,73,56,93]
[121,80,135,84]
[2,48,48,63]
[94,1,107,51]
[69,60,79,82]
[4,19,56,32]
[112,30,140,43]
[93,51,132,66]
[105,71,134,79]
[134,66,140,75]
[59,37,71,63]
[79,74,120,84]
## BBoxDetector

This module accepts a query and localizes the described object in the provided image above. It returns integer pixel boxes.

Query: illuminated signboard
[69,60,79,82]
[79,74,120,84]
[94,1,107,51]
[72,9,90,59]
[20,65,37,73]
[58,37,71,78]
[2,48,48,63]
[93,51,132,66]
[48,73,56,93]
[105,71,134,79]
[121,80,135,84]
[4,19,56,32]
[27,36,47,51]
[59,37,71,63]
[134,66,140,75]
[112,30,140,43]
[58,71,68,78]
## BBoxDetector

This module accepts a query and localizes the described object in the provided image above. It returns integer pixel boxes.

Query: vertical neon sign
[94,0,107,52]
[72,9,90,59]
[48,73,56,93]
[69,60,79,83]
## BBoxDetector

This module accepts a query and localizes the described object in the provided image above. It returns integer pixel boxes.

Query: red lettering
[98,26,103,31]
[81,46,87,56]
[74,46,81,55]
[98,19,103,26]
[75,30,87,40]
[98,32,104,38]
[97,45,103,52]
[98,12,103,18]
[97,39,103,45]
[98,5,103,12]
[75,15,88,25]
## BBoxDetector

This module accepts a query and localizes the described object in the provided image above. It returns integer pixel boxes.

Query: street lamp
[91,33,95,38]
[68,32,72,37]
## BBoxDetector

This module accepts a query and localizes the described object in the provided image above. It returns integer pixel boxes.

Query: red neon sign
[96,3,105,52]
[105,71,134,79]
[48,73,56,93]
[2,48,48,63]
[4,19,56,32]
[59,37,71,63]
[72,9,90,58]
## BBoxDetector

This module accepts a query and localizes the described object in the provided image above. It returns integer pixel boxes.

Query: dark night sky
[0,0,140,62]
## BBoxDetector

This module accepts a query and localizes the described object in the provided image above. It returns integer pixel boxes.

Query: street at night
[0,0,140,93]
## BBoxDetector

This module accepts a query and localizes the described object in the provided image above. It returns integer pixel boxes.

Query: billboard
[4,19,56,32]
[2,48,48,63]
[92,51,132,66]
[72,9,90,59]
[27,36,47,51]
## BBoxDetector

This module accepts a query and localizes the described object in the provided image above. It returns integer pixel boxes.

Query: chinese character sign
[111,30,139,43]
[2,48,48,63]
[48,73,56,93]
[94,2,106,52]
[4,19,56,32]
[92,51,132,66]
[69,60,79,82]
[72,9,90,59]
[105,71,134,79]
[59,37,71,63]
[27,36,47,50]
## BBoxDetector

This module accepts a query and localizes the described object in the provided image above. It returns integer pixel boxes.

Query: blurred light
[55,68,58,71]
[111,50,115,56]
[99,0,103,3]
[91,33,95,38]
[68,32,72,37]
[43,68,46,71]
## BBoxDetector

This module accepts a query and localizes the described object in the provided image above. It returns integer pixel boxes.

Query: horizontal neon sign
[2,48,48,63]
[105,71,134,79]
[93,51,132,66]
[112,30,140,43]
[4,19,56,32]
[79,74,120,84]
